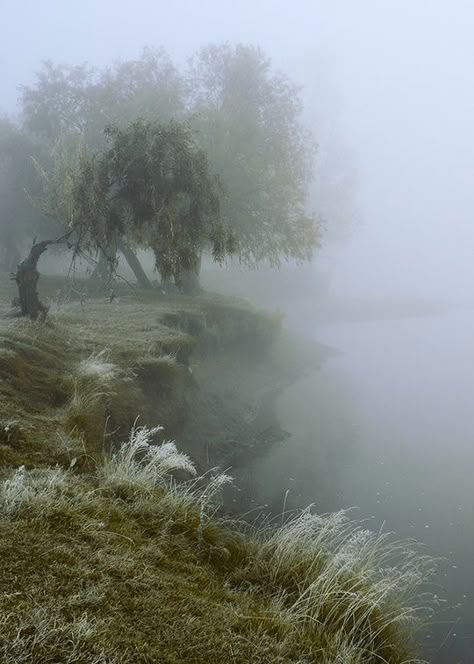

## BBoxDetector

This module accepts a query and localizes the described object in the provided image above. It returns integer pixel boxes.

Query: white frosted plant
[198,471,233,509]
[99,425,196,491]
[0,466,32,516]
[69,378,106,408]
[257,508,435,656]
[77,349,117,383]
[0,465,68,517]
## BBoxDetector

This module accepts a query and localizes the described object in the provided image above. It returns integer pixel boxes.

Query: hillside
[0,276,433,663]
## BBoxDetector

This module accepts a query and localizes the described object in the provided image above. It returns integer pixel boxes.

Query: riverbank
[0,274,291,473]
[0,274,435,662]
[264,309,473,662]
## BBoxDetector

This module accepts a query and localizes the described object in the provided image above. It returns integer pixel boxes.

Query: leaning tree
[19,50,188,284]
[70,119,236,291]
[17,118,236,317]
[18,46,321,281]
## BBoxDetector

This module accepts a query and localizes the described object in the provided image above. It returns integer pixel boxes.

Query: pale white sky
[2,0,474,299]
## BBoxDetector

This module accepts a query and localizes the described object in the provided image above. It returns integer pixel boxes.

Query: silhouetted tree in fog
[36,119,236,295]
[188,43,319,267]
[5,44,325,295]
[0,118,55,271]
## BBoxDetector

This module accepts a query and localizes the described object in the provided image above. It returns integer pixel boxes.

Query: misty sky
[2,0,474,300]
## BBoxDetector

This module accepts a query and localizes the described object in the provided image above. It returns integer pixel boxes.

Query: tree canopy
[0,43,357,286]
[38,119,235,291]
[187,44,318,266]
[21,48,185,146]
[0,118,51,269]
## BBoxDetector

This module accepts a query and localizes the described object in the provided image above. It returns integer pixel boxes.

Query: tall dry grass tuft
[99,424,196,492]
[64,349,121,452]
[76,349,117,384]
[248,507,436,661]
[0,418,436,663]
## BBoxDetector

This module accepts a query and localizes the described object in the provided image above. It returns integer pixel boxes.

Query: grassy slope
[0,275,433,663]
[0,275,288,469]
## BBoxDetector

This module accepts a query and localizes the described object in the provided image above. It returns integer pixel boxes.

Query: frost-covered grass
[135,352,177,372]
[248,508,435,662]
[0,276,436,662]
[0,465,68,517]
[77,349,117,383]
[99,424,196,491]
[0,425,435,663]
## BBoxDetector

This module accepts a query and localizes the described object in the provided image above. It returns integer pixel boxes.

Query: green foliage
[104,119,236,274]
[188,43,319,266]
[18,44,318,272]
[21,48,185,146]
[10,48,190,275]
[52,118,236,284]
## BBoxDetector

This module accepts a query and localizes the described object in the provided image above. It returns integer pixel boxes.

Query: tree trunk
[14,240,52,319]
[180,253,202,295]
[117,238,151,289]
[153,247,171,288]
[180,269,201,295]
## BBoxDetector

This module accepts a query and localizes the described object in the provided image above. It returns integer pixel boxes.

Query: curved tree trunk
[117,238,151,289]
[14,240,52,319]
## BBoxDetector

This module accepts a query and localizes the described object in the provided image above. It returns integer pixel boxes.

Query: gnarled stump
[14,240,52,319]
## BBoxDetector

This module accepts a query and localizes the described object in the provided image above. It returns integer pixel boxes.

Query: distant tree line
[0,44,340,302]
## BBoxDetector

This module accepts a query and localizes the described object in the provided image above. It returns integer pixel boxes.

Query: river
[248,303,474,663]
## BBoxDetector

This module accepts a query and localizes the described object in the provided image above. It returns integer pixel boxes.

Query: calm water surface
[252,307,474,663]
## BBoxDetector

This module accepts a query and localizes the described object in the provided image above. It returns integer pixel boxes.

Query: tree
[0,118,53,271]
[187,43,318,267]
[38,119,235,294]
[21,48,186,149]
[20,49,188,281]
[14,235,69,319]
[16,45,320,284]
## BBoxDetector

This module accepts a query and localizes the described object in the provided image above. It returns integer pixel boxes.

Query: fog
[2,1,474,661]
[3,1,474,299]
